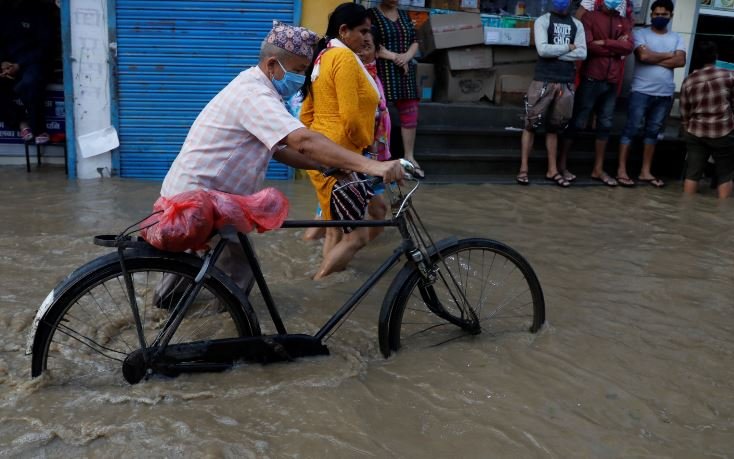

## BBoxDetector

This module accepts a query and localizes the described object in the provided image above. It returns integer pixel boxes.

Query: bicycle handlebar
[321,158,418,184]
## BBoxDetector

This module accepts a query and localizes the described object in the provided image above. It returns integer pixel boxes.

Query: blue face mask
[603,0,622,10]
[551,0,570,12]
[271,60,306,99]
[651,16,670,30]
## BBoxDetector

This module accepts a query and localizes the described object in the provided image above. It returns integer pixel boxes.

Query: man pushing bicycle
[157,21,405,296]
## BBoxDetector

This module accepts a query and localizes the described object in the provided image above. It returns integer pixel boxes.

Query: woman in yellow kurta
[301,3,380,279]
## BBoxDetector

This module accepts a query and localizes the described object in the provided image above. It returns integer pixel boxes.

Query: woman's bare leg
[313,227,369,280]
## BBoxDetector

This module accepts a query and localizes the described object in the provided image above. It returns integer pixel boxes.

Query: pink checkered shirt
[161,67,304,197]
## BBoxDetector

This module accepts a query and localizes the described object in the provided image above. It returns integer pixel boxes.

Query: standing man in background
[615,0,686,188]
[561,0,633,187]
[680,41,734,199]
[516,0,587,187]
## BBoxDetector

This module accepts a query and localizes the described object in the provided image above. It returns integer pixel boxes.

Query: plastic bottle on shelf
[515,0,526,16]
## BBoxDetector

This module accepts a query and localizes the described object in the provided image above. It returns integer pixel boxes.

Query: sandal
[591,173,618,187]
[638,176,665,188]
[20,127,33,142]
[546,173,570,187]
[35,133,50,145]
[616,176,635,187]
[516,171,529,185]
[561,170,576,182]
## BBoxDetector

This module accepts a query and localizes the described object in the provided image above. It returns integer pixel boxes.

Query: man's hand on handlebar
[371,160,406,186]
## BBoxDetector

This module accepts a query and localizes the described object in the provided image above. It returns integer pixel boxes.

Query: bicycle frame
[114,191,448,382]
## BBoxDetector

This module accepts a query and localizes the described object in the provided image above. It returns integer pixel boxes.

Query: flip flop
[616,176,635,187]
[35,133,50,145]
[638,177,665,188]
[561,170,576,182]
[20,127,33,142]
[546,173,570,187]
[591,173,618,187]
[516,171,529,185]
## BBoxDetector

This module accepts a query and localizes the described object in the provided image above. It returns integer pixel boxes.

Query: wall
[301,0,344,34]
[69,0,113,179]
[669,0,698,90]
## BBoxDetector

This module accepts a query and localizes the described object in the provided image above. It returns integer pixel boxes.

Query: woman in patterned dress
[368,0,424,178]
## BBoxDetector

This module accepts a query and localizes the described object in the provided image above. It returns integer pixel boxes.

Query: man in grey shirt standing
[516,0,586,187]
[615,0,686,187]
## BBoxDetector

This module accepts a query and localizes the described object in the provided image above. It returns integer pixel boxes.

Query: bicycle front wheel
[30,249,260,385]
[379,238,545,357]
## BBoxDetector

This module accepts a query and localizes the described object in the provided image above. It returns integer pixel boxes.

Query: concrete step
[388,102,686,180]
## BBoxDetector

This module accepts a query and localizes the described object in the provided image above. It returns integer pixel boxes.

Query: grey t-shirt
[631,27,686,96]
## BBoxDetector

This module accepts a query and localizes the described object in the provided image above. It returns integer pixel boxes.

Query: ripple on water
[0,169,733,456]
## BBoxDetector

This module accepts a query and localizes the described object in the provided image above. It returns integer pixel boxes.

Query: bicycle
[27,160,546,385]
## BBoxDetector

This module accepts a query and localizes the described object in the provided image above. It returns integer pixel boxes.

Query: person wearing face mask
[300,3,383,280]
[516,0,587,187]
[157,20,405,295]
[561,0,634,187]
[615,0,686,188]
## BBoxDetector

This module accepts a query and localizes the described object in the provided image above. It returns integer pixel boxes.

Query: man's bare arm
[272,147,322,171]
[284,128,405,184]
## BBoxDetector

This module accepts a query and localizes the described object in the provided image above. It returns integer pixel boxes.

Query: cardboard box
[434,66,495,102]
[492,46,537,65]
[495,73,533,105]
[483,27,531,47]
[415,63,436,101]
[419,12,484,56]
[429,0,460,9]
[444,45,493,70]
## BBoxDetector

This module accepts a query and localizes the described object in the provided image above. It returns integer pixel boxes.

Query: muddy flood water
[0,166,732,457]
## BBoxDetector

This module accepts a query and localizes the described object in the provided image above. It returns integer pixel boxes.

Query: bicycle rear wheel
[379,238,545,357]
[30,249,260,385]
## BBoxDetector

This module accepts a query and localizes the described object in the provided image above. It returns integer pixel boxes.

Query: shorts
[329,172,375,233]
[619,92,674,146]
[523,81,575,133]
[684,132,734,183]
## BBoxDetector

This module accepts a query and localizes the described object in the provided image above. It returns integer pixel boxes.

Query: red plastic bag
[141,190,214,252]
[238,188,290,232]
[210,188,289,233]
[209,190,255,234]
[140,188,289,252]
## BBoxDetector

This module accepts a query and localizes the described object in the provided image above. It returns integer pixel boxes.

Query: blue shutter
[114,0,298,180]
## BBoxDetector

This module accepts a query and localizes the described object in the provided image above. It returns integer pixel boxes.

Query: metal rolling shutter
[114,0,298,180]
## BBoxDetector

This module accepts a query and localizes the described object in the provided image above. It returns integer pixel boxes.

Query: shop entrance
[0,0,66,170]
[691,4,734,71]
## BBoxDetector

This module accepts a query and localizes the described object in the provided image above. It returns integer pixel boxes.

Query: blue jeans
[620,91,674,146]
[567,78,618,141]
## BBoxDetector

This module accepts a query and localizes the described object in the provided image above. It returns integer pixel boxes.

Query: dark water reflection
[0,167,732,457]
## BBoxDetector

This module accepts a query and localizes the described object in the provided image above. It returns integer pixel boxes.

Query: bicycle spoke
[51,322,126,362]
[36,259,253,384]
[391,242,543,355]
[93,284,136,352]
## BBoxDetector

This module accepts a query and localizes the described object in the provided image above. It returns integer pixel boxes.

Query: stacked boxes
[413,9,536,104]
